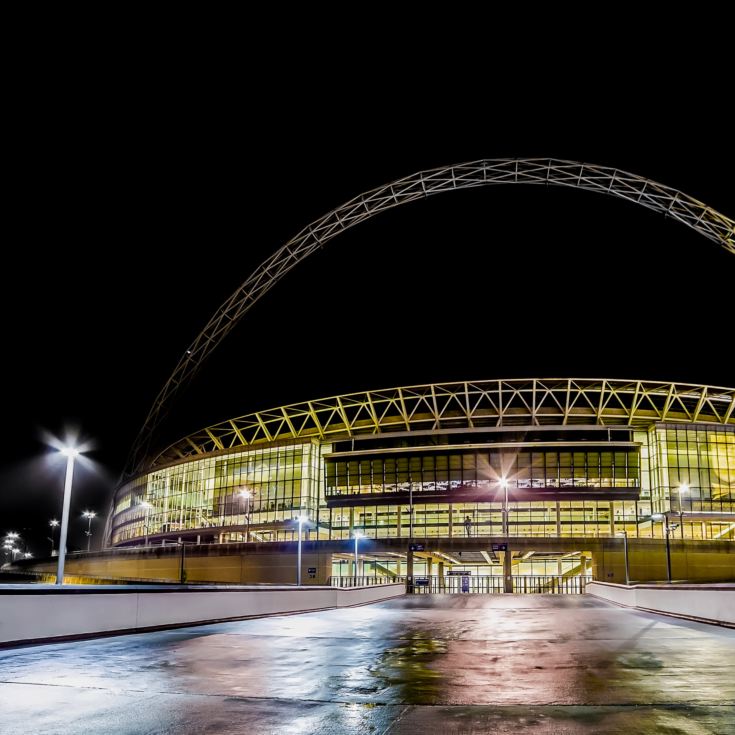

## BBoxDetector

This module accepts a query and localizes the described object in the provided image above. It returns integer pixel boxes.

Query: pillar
[503,549,513,593]
[407,548,414,592]
[438,561,445,590]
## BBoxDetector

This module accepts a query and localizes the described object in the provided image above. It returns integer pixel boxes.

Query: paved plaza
[1,595,733,734]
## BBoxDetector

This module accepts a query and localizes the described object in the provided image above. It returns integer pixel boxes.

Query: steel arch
[125,158,735,475]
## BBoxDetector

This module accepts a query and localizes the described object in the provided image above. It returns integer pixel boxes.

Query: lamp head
[651,513,665,521]
[49,519,59,527]
[60,446,80,458]
[353,531,364,539]
[500,477,509,489]
[239,489,252,499]
[678,483,689,493]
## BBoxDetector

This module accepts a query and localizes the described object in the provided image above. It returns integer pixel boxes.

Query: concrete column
[349,508,354,535]
[448,505,453,537]
[503,549,513,593]
[438,561,445,590]
[427,558,433,577]
[580,554,588,577]
[396,508,402,537]
[396,559,402,576]
[407,549,414,592]
[557,558,563,576]
[555,502,561,536]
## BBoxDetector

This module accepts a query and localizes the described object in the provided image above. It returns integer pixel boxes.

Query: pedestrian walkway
[1,596,733,733]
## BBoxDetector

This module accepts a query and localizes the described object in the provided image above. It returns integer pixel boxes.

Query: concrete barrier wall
[587,582,735,626]
[0,583,405,646]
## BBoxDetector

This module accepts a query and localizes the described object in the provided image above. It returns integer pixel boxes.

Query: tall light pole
[353,531,363,579]
[500,477,509,536]
[677,483,688,539]
[616,530,630,585]
[652,513,672,583]
[296,515,309,586]
[82,510,96,552]
[239,489,252,541]
[49,519,60,556]
[139,501,152,546]
[56,446,80,586]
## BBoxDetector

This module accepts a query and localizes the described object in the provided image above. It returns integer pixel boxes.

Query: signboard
[307,567,317,574]
[447,570,471,576]
[409,543,425,552]
[491,543,508,551]
[414,577,430,586]
[461,576,470,593]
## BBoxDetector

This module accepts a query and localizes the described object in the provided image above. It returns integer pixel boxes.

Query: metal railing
[512,575,592,594]
[329,575,405,588]
[329,574,592,593]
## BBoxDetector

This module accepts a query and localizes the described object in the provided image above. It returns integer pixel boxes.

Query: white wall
[587,582,735,626]
[0,583,405,646]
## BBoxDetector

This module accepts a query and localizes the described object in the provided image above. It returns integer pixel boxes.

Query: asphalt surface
[0,595,733,734]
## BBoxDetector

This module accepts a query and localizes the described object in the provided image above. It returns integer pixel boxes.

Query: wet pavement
[0,594,734,734]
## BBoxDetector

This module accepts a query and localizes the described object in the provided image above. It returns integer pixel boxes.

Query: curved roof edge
[142,378,735,473]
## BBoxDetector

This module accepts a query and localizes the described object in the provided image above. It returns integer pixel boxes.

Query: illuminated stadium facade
[109,379,735,555]
[101,160,734,584]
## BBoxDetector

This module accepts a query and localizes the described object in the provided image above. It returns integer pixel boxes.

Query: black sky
[1,56,733,556]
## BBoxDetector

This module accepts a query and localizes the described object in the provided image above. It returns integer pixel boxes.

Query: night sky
[1,78,732,557]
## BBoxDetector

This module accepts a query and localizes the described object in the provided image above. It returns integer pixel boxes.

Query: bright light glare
[60,447,80,458]
[239,489,252,499]
[49,519,59,527]
[82,510,96,519]
[353,531,364,539]
[678,483,689,492]
[500,477,509,489]
[651,513,665,521]
[297,515,310,524]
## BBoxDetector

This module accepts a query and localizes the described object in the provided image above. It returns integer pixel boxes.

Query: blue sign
[409,543,425,552]
[461,576,470,593]
[414,577,430,586]
[491,543,508,551]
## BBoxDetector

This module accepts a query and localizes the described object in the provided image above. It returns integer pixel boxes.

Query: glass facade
[109,422,735,546]
[111,441,326,545]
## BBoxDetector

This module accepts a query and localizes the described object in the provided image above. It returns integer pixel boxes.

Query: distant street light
[296,515,309,586]
[239,489,252,541]
[139,502,153,545]
[500,477,510,536]
[676,483,689,538]
[353,531,363,579]
[56,446,81,586]
[616,530,630,585]
[651,513,673,583]
[49,519,60,556]
[82,510,97,552]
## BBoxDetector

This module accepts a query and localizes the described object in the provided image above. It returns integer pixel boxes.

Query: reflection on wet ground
[0,595,733,733]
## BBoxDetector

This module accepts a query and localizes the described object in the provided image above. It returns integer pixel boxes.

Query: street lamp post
[677,483,688,538]
[82,510,96,552]
[296,515,309,586]
[139,501,152,545]
[56,446,80,586]
[500,477,509,536]
[652,513,672,583]
[239,489,252,541]
[616,530,630,585]
[353,531,363,581]
[49,519,59,556]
